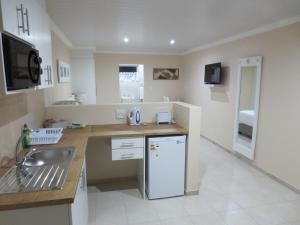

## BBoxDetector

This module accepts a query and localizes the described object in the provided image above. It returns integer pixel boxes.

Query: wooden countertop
[0,123,187,211]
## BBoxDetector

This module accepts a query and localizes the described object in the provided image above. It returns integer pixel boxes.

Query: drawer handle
[121,153,135,160]
[120,143,134,148]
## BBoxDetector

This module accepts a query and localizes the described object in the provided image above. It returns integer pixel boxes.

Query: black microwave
[1,32,42,91]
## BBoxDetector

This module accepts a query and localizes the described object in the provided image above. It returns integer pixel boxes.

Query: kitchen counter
[0,123,188,211]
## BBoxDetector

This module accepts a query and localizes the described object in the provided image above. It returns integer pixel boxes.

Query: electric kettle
[127,107,141,125]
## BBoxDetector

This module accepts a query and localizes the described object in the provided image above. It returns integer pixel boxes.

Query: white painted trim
[70,48,95,59]
[183,15,300,55]
[72,46,97,51]
[94,50,182,56]
[49,19,73,48]
[233,56,262,160]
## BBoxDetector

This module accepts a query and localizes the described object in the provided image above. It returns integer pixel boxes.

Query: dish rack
[29,128,63,145]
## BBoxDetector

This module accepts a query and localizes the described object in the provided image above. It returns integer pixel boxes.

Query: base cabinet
[0,160,88,225]
[70,159,88,225]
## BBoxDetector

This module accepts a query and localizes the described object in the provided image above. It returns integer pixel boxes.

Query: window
[119,65,144,103]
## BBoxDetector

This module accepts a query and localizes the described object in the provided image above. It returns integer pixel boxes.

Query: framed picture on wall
[57,60,71,83]
[153,68,179,80]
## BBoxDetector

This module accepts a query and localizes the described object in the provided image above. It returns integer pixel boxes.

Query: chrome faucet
[15,136,23,165]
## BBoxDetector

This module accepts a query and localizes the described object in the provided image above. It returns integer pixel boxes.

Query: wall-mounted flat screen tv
[204,63,222,84]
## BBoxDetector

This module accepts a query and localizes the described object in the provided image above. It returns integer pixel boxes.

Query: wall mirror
[233,56,262,160]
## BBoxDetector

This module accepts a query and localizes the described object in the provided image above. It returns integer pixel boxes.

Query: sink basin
[0,146,75,194]
[22,147,74,167]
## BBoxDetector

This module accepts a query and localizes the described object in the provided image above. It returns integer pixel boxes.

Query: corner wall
[44,32,72,106]
[173,102,201,194]
[182,22,300,191]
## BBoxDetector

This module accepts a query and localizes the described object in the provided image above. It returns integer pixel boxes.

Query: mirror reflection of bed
[238,110,254,141]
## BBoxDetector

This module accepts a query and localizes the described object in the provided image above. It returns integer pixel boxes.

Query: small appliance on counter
[156,112,172,124]
[127,107,141,125]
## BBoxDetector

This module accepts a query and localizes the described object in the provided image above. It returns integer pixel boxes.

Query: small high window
[119,65,144,103]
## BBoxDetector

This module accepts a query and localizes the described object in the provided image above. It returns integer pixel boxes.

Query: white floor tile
[128,222,161,225]
[246,203,291,225]
[96,205,127,225]
[189,212,224,225]
[218,209,258,225]
[149,198,187,220]
[88,192,97,225]
[178,194,214,215]
[160,216,193,225]
[284,222,300,225]
[96,191,125,210]
[125,200,158,224]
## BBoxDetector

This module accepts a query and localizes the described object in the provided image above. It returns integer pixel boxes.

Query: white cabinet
[30,2,53,89]
[70,159,89,225]
[22,0,53,89]
[1,0,22,39]
[111,137,144,160]
[0,0,53,89]
[0,0,30,40]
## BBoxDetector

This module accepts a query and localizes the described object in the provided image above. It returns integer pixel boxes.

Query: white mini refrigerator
[146,135,186,199]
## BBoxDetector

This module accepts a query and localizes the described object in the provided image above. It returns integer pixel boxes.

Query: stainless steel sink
[22,148,73,167]
[0,146,75,194]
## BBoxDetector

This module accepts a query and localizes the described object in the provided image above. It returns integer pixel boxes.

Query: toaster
[156,112,171,124]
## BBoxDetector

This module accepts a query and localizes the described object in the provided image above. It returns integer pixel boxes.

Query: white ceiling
[46,0,300,53]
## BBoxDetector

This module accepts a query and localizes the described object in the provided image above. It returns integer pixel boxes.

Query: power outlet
[116,109,126,120]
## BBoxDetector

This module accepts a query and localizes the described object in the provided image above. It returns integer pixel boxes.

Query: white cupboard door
[70,159,88,225]
[21,0,36,43]
[25,0,53,89]
[1,0,23,38]
[41,14,53,88]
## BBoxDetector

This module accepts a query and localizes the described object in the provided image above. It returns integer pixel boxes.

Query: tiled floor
[88,137,300,225]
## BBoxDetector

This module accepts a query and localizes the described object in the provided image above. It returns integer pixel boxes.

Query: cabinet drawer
[111,137,144,149]
[112,148,144,160]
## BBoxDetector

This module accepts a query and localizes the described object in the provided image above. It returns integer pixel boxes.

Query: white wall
[71,49,96,104]
[183,22,300,191]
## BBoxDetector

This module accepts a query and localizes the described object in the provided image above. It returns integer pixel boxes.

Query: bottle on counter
[21,123,30,150]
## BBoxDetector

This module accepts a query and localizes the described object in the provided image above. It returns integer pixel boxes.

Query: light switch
[116,109,126,120]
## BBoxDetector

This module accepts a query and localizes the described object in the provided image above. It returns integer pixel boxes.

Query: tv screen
[204,63,222,84]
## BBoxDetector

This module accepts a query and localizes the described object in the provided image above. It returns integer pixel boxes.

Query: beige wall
[95,53,183,104]
[46,102,173,125]
[183,22,300,191]
[0,91,45,164]
[44,32,72,106]
[173,102,201,193]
